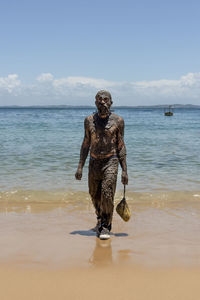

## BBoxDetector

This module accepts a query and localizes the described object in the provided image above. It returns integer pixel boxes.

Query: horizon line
[0,104,200,108]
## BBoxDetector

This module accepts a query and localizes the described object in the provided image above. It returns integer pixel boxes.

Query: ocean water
[0,107,200,202]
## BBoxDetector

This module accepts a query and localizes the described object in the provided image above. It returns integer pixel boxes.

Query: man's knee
[101,177,116,199]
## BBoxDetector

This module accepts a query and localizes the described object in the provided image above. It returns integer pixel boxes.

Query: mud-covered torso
[87,113,120,158]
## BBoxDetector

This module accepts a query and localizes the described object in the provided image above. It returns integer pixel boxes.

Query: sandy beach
[1,195,200,299]
[1,266,200,300]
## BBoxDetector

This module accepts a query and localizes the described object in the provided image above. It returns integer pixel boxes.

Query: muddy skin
[75,90,128,232]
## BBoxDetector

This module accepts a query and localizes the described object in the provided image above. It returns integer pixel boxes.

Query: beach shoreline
[1,197,200,267]
[1,199,200,299]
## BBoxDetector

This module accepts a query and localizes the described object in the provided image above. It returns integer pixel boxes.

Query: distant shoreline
[0,104,200,109]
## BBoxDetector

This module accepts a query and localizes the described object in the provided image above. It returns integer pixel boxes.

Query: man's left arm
[117,118,128,185]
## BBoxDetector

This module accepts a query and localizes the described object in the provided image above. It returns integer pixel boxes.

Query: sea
[0,106,200,204]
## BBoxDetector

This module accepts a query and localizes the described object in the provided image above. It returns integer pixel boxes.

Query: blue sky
[1,0,200,106]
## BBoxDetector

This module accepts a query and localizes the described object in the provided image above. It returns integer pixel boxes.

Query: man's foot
[99,227,110,240]
[91,220,101,233]
[91,224,99,233]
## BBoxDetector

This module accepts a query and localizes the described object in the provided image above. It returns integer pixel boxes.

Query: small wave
[0,188,200,208]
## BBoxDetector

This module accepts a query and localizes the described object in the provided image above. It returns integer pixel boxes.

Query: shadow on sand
[70,229,128,237]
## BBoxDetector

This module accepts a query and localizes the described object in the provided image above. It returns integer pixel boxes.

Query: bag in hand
[116,185,131,222]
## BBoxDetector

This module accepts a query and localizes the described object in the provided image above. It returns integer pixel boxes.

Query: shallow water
[0,107,200,195]
[0,189,200,213]
[1,107,200,279]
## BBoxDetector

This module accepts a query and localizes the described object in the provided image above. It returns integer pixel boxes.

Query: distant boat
[164,106,173,116]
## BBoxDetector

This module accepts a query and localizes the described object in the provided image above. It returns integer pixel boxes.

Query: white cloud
[36,73,54,82]
[1,72,200,106]
[53,76,117,89]
[180,72,200,87]
[0,74,21,93]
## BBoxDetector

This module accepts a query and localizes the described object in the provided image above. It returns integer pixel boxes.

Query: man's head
[95,90,113,118]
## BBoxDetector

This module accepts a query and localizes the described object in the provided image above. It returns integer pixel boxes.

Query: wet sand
[1,197,200,299]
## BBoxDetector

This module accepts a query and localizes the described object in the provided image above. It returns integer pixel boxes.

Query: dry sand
[1,266,200,300]
[0,199,200,299]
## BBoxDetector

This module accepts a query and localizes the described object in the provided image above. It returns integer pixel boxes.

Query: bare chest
[89,118,118,143]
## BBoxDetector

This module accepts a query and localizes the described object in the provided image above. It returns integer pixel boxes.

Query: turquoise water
[0,107,200,193]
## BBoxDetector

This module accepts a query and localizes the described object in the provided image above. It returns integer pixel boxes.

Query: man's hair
[95,90,112,103]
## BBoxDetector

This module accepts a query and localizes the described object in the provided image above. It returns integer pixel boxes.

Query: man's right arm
[75,118,91,180]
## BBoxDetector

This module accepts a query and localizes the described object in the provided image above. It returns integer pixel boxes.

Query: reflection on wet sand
[89,238,133,267]
[89,238,113,267]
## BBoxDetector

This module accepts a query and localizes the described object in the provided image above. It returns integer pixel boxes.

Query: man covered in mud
[75,90,128,240]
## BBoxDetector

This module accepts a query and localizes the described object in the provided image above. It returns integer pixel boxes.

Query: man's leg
[88,159,102,231]
[99,158,118,236]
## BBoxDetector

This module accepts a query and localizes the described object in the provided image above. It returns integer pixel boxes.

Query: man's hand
[75,167,83,180]
[121,171,128,185]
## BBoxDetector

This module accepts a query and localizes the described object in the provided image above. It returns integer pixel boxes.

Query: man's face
[95,94,112,118]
